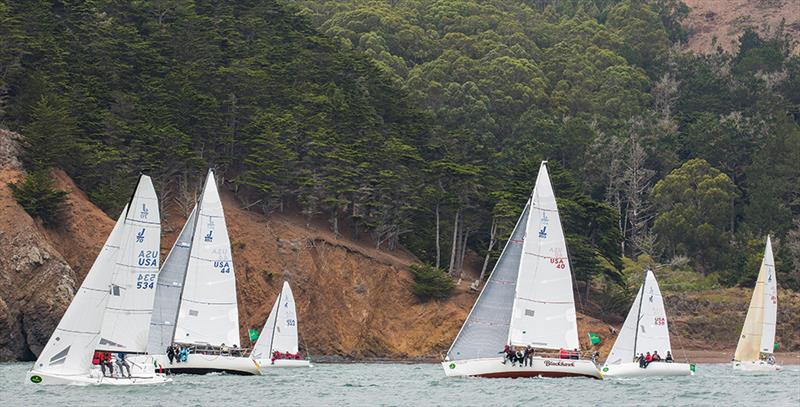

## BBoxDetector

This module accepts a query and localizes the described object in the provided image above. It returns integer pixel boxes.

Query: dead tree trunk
[479,217,497,282]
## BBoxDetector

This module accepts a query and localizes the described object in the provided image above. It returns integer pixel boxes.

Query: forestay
[32,207,127,375]
[446,200,530,361]
[174,170,241,347]
[98,176,162,353]
[759,236,777,355]
[508,162,579,350]
[605,270,671,365]
[146,206,198,354]
[252,282,299,359]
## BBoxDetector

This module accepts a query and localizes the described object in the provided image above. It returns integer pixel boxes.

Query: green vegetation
[1,0,798,302]
[409,264,455,301]
[9,171,69,226]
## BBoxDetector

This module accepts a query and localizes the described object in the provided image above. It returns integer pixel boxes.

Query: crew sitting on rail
[651,350,662,362]
[665,351,673,363]
[500,345,514,364]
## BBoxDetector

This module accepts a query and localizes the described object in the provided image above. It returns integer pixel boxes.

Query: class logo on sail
[136,228,145,243]
[140,203,149,219]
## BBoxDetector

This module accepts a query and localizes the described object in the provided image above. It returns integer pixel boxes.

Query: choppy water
[1,362,798,406]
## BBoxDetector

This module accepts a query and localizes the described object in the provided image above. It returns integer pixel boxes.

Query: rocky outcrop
[0,130,80,361]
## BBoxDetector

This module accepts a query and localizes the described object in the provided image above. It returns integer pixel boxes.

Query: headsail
[605,270,671,365]
[146,205,198,354]
[734,236,776,361]
[446,200,530,360]
[252,282,299,359]
[760,236,777,354]
[174,170,241,346]
[508,162,579,350]
[32,207,127,375]
[98,175,162,353]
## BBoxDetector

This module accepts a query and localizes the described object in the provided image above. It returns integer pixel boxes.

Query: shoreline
[309,351,800,365]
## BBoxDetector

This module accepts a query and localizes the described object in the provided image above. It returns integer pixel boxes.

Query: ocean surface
[1,362,798,406]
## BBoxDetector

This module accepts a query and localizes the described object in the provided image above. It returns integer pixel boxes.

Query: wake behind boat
[442,161,601,379]
[251,281,311,368]
[732,236,781,372]
[131,169,260,375]
[602,270,694,378]
[27,175,170,385]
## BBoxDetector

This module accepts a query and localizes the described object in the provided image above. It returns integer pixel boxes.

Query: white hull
[602,362,694,377]
[28,364,170,386]
[132,354,261,375]
[442,357,602,379]
[258,359,312,368]
[732,360,782,371]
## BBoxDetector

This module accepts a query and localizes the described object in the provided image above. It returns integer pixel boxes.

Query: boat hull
[602,362,694,377]
[442,357,602,379]
[732,360,782,371]
[132,354,261,375]
[258,359,312,368]
[27,366,171,386]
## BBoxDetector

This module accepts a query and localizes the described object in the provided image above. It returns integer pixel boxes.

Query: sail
[252,282,299,359]
[759,236,778,354]
[174,170,241,346]
[508,161,579,350]
[32,207,127,375]
[605,270,671,365]
[97,175,162,353]
[734,237,771,361]
[447,200,530,360]
[146,206,198,354]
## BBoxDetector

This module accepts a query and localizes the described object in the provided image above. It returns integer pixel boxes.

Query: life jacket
[92,352,102,365]
[645,354,652,362]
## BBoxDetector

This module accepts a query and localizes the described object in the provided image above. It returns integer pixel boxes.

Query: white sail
[146,205,198,354]
[97,175,161,353]
[174,170,241,347]
[605,270,671,365]
[252,282,299,359]
[508,161,579,350]
[32,207,127,376]
[759,236,777,354]
[734,236,776,361]
[447,200,530,360]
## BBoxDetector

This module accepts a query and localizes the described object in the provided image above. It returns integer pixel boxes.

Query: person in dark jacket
[166,345,175,364]
[665,351,673,363]
[116,352,131,378]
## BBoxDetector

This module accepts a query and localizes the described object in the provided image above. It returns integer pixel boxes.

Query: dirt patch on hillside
[684,0,800,55]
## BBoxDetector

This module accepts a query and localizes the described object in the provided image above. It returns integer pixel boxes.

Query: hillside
[684,0,800,54]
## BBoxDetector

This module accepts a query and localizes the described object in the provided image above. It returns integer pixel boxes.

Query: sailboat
[132,169,260,375]
[442,161,601,379]
[251,282,311,368]
[602,270,694,377]
[732,236,781,371]
[27,175,170,385]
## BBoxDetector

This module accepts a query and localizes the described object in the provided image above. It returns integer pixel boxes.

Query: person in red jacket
[644,351,653,368]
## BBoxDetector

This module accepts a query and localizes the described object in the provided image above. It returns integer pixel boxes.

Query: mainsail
[446,200,530,360]
[735,236,778,361]
[508,161,579,350]
[97,175,162,353]
[252,282,299,359]
[173,170,241,347]
[146,206,198,354]
[605,270,671,365]
[32,207,127,375]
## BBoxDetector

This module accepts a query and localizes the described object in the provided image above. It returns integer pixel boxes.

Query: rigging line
[632,270,647,361]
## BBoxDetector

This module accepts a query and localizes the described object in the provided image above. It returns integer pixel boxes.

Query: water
[1,363,798,406]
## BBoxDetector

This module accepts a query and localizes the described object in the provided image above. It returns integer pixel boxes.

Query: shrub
[410,264,454,301]
[8,171,69,226]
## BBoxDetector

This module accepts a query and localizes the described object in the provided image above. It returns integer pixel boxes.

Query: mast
[267,286,285,358]
[632,270,648,361]
[171,171,209,344]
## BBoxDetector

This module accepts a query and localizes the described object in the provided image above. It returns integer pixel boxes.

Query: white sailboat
[602,270,694,377]
[27,175,170,385]
[251,282,311,368]
[133,169,260,375]
[732,236,781,371]
[442,161,601,379]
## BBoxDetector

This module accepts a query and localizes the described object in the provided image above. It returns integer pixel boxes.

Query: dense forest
[1,0,798,303]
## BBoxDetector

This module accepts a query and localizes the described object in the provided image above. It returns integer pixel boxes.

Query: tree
[9,170,69,226]
[652,158,738,273]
